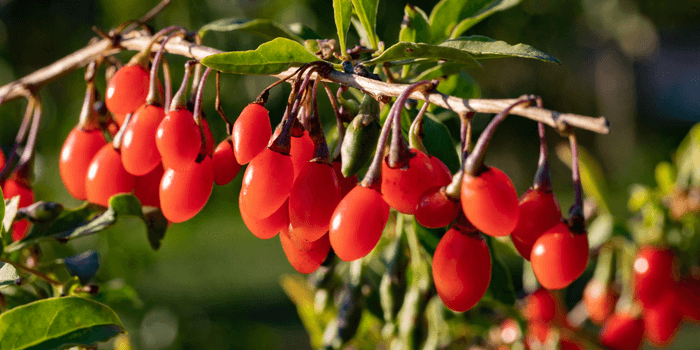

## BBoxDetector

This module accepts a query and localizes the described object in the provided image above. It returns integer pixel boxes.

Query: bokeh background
[0,0,699,349]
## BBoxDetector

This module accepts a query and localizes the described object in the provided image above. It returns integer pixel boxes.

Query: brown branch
[0,32,609,135]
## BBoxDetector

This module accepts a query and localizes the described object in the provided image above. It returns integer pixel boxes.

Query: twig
[0,32,609,135]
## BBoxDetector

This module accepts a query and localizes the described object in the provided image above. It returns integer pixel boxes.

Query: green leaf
[91,279,144,309]
[399,5,430,44]
[144,209,168,251]
[676,122,700,186]
[450,0,522,38]
[0,263,20,290]
[587,213,614,250]
[334,0,353,54]
[281,274,325,349]
[434,71,481,100]
[439,36,559,64]
[413,62,464,81]
[484,236,516,305]
[287,23,323,41]
[423,113,460,173]
[556,143,610,213]
[2,197,19,237]
[201,38,319,75]
[362,41,480,67]
[351,0,380,49]
[655,161,676,195]
[0,296,124,350]
[198,18,303,42]
[429,0,493,44]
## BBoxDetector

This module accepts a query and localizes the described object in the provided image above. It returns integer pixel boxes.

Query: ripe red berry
[599,313,645,350]
[415,187,460,228]
[526,321,551,345]
[329,186,390,261]
[583,279,617,325]
[382,149,449,214]
[232,103,271,165]
[202,118,215,155]
[523,288,557,323]
[239,148,294,219]
[280,228,330,274]
[105,65,150,116]
[240,198,289,239]
[461,166,519,237]
[213,140,241,186]
[432,228,491,312]
[643,288,682,347]
[633,246,678,307]
[289,162,342,242]
[332,160,357,197]
[156,108,201,171]
[430,156,452,185]
[134,163,164,208]
[511,189,562,260]
[159,156,214,223]
[121,104,165,176]
[59,127,107,200]
[85,144,135,207]
[2,178,34,241]
[676,278,700,322]
[290,131,314,179]
[530,222,589,290]
[560,338,584,350]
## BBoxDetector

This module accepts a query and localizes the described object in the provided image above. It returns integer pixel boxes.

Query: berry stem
[0,97,37,180]
[388,80,437,168]
[78,61,100,131]
[464,95,537,176]
[407,98,432,154]
[128,25,184,68]
[13,97,42,178]
[532,120,553,192]
[161,55,172,110]
[322,81,345,160]
[215,71,232,135]
[568,131,586,234]
[112,112,132,149]
[460,112,474,156]
[193,67,212,127]
[170,60,196,111]
[268,66,318,155]
[147,30,185,106]
[359,95,396,190]
[308,78,331,164]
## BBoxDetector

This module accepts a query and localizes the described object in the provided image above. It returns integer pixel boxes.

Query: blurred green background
[0,0,699,349]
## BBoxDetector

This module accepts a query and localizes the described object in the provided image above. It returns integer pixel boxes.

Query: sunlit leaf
[587,213,613,250]
[198,18,303,42]
[201,38,320,75]
[0,296,124,350]
[281,274,325,348]
[0,263,19,290]
[351,0,380,49]
[334,0,353,54]
[450,0,522,38]
[440,36,559,64]
[399,5,430,44]
[362,41,480,67]
[429,0,495,44]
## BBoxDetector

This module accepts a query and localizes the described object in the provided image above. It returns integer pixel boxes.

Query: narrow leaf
[0,296,124,350]
[201,37,319,75]
[556,143,610,213]
[2,197,19,236]
[0,263,20,290]
[484,236,516,305]
[399,5,430,44]
[440,36,560,64]
[362,41,480,67]
[450,0,522,38]
[198,18,303,42]
[334,0,353,54]
[429,0,493,44]
[350,0,380,49]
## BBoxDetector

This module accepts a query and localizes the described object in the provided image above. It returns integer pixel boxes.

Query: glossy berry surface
[332,160,357,197]
[156,108,201,171]
[213,140,241,186]
[202,118,215,155]
[240,198,289,239]
[329,186,390,261]
[232,103,271,165]
[86,144,135,207]
[122,104,165,176]
[415,187,460,228]
[432,228,491,312]
[239,148,294,219]
[382,149,449,215]
[134,163,164,208]
[583,280,617,325]
[2,178,34,241]
[280,228,330,274]
[511,189,562,260]
[461,166,519,237]
[430,155,452,186]
[530,222,589,289]
[289,162,342,242]
[290,131,314,179]
[160,156,214,223]
[599,313,645,350]
[60,127,107,200]
[643,288,682,347]
[633,246,677,307]
[105,65,150,116]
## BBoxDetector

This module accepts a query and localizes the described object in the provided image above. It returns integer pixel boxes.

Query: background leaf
[399,5,430,44]
[429,0,492,44]
[333,0,353,54]
[0,296,124,350]
[0,263,20,290]
[423,113,461,173]
[350,0,380,49]
[2,197,19,237]
[484,236,516,305]
[363,41,480,67]
[450,0,522,38]
[198,18,303,42]
[440,36,559,63]
[144,209,168,251]
[201,38,319,75]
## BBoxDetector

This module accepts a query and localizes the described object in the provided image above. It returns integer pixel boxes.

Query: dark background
[0,0,699,349]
